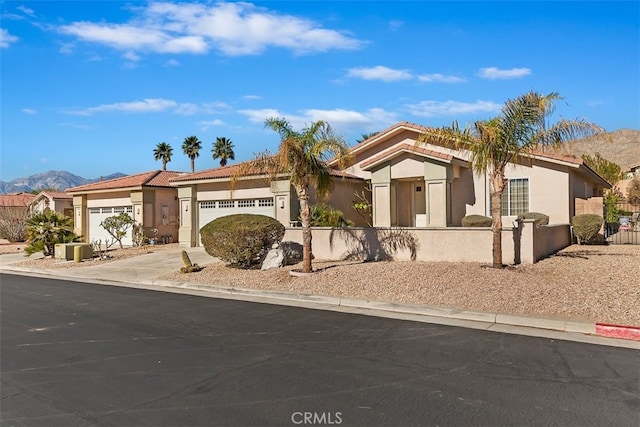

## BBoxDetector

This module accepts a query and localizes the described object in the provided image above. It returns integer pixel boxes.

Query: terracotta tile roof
[0,193,35,207]
[360,143,457,169]
[170,162,360,183]
[67,170,183,193]
[350,121,431,153]
[40,191,72,200]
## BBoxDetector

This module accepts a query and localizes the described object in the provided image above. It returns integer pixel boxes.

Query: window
[501,178,529,216]
[258,198,274,207]
[200,201,216,209]
[238,199,255,208]
[89,208,101,214]
[219,200,235,208]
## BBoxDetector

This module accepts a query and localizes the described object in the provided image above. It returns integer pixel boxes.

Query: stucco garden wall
[283,221,571,265]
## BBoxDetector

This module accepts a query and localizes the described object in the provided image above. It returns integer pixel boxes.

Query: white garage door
[198,198,275,238]
[88,206,133,247]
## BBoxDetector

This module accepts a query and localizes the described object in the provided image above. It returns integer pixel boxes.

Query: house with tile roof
[169,122,611,263]
[29,191,73,217]
[340,121,610,228]
[66,170,185,246]
[169,162,368,247]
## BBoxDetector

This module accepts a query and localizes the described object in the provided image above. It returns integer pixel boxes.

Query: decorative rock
[261,248,285,270]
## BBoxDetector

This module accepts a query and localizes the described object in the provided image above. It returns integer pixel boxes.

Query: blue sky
[1,1,638,181]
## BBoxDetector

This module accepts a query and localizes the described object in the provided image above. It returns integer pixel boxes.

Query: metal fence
[604,202,640,244]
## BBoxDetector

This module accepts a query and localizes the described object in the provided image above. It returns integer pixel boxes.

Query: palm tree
[235,117,351,273]
[355,131,379,144]
[153,142,173,171]
[212,137,235,167]
[182,135,202,173]
[418,91,605,268]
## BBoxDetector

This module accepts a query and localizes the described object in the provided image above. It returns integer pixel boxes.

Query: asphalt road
[1,273,639,427]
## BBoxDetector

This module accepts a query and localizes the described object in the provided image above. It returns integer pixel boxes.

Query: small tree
[581,153,623,187]
[24,211,78,257]
[100,213,135,249]
[0,206,30,242]
[627,176,640,206]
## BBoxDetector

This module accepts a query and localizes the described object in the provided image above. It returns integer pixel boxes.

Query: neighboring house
[29,191,73,217]
[169,164,368,247]
[626,161,640,179]
[67,170,183,246]
[0,192,36,211]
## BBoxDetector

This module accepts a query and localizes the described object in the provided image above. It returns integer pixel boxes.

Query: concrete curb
[2,265,639,346]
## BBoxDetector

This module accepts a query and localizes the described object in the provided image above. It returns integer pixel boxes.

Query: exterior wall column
[72,195,87,242]
[271,180,293,227]
[424,162,453,227]
[178,185,197,247]
[371,166,391,227]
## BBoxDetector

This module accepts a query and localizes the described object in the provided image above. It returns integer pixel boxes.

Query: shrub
[308,203,353,227]
[461,214,492,227]
[100,212,135,249]
[571,214,603,244]
[0,206,30,242]
[517,212,549,226]
[200,214,285,269]
[24,210,79,257]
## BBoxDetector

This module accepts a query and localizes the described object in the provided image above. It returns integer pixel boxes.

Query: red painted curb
[595,323,640,341]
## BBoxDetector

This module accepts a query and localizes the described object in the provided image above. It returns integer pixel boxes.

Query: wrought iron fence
[604,202,640,244]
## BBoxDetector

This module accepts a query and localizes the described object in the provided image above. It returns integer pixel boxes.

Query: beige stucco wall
[86,192,132,208]
[282,223,571,265]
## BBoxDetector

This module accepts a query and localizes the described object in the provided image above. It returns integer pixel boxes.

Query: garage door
[198,198,275,238]
[88,206,133,247]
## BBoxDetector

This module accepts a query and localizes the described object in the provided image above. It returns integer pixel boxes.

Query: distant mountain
[555,129,640,171]
[0,170,126,193]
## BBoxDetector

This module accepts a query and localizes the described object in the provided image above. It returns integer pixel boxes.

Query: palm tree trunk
[490,172,506,268]
[162,160,167,171]
[190,157,195,173]
[297,186,313,273]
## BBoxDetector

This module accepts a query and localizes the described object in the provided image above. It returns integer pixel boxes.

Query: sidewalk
[1,246,639,349]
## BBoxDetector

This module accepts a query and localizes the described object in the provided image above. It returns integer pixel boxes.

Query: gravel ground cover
[160,244,640,326]
[4,241,638,326]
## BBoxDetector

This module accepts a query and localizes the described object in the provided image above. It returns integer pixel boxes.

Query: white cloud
[22,108,37,114]
[198,118,225,131]
[123,51,140,61]
[0,29,19,48]
[347,66,412,82]
[39,157,48,164]
[243,95,262,100]
[388,20,404,31]
[66,98,178,115]
[587,100,606,107]
[174,103,200,115]
[406,100,502,118]
[58,2,362,57]
[17,6,36,17]
[163,59,181,67]
[478,67,531,80]
[417,73,466,83]
[240,107,397,133]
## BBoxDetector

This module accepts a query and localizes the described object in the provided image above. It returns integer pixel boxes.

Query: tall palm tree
[235,118,351,273]
[418,91,605,268]
[182,135,202,173]
[212,137,235,167]
[153,142,173,171]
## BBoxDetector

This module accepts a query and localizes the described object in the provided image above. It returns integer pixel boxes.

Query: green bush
[517,212,549,226]
[461,214,492,227]
[24,210,79,257]
[200,214,285,269]
[308,203,353,227]
[571,214,603,244]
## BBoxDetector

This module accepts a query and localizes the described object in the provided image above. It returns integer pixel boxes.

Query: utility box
[54,243,93,261]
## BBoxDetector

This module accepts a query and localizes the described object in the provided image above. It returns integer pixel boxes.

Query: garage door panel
[198,199,276,243]
[88,206,133,246]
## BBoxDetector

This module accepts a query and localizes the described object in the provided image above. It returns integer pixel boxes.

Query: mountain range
[1,129,638,194]
[0,170,126,194]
